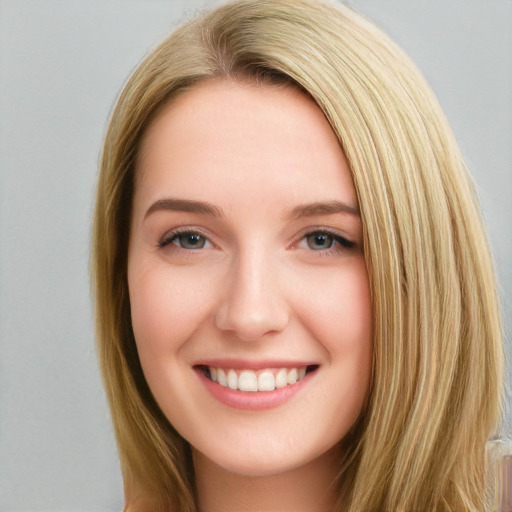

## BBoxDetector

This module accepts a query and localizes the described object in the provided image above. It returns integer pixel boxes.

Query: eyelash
[157,227,355,253]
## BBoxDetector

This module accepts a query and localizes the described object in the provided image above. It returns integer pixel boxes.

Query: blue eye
[158,230,211,250]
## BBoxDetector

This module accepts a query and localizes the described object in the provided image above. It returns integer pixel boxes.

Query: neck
[193,447,340,512]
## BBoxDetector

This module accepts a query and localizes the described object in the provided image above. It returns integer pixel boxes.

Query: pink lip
[194,365,317,411]
[194,359,314,370]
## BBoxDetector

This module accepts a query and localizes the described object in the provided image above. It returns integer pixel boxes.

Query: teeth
[287,368,298,385]
[206,366,310,392]
[257,370,275,391]
[275,368,287,388]
[239,371,258,392]
[227,369,238,390]
[217,368,227,386]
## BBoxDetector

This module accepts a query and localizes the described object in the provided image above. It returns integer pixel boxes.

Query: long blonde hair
[91,1,504,510]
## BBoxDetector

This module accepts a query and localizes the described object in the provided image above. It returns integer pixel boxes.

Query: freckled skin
[128,80,372,508]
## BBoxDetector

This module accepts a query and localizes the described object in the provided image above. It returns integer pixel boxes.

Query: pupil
[180,233,204,248]
[308,233,333,249]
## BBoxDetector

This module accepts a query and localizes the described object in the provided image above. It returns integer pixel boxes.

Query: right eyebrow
[290,200,359,218]
[144,198,223,219]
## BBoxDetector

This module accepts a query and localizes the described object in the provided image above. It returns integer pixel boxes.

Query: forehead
[134,79,357,210]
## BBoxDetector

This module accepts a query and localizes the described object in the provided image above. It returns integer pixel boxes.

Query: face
[128,80,372,478]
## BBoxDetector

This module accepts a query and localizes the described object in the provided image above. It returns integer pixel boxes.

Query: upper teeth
[208,367,308,392]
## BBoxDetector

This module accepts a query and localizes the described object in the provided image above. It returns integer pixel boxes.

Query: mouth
[195,364,319,392]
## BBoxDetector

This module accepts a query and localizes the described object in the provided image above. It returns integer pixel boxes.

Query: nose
[214,251,290,342]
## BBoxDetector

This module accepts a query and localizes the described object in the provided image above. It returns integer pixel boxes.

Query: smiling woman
[127,81,372,507]
[91,1,504,511]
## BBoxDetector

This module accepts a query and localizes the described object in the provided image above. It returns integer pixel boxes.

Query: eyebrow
[290,200,359,218]
[144,198,223,219]
[144,198,359,220]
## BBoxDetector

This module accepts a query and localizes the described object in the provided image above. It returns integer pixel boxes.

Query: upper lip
[193,359,318,370]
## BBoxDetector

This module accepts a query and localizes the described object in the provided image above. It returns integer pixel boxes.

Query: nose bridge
[214,245,289,341]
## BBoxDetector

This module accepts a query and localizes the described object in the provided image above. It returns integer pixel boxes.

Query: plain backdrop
[0,1,510,510]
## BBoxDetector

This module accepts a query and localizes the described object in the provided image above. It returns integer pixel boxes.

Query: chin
[192,435,340,479]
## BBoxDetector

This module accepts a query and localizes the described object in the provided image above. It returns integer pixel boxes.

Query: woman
[91,0,504,510]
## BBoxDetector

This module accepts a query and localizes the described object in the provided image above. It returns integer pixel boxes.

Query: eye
[174,232,207,249]
[306,232,335,250]
[300,230,354,252]
[158,230,212,250]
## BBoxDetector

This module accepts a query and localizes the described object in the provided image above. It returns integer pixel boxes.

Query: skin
[128,80,372,511]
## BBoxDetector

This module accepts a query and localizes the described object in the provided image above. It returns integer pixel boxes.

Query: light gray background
[0,1,510,510]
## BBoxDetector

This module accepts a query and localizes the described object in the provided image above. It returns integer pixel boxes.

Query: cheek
[295,259,373,418]
[128,263,211,357]
[295,259,372,354]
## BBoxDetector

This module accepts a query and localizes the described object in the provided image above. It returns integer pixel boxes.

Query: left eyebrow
[290,200,359,219]
[144,198,223,219]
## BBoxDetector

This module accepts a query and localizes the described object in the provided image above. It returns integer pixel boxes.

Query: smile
[198,365,317,392]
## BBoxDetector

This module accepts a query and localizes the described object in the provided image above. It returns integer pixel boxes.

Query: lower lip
[195,369,315,410]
